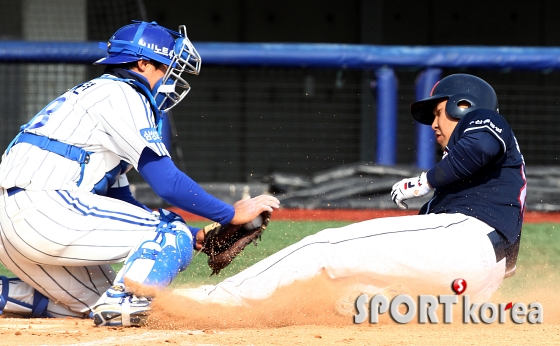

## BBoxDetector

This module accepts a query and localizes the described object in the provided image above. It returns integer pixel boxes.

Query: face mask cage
[153,25,201,112]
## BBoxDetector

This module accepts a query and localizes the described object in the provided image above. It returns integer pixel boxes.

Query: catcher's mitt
[200,211,271,275]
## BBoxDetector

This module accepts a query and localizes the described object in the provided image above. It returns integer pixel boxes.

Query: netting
[1,0,560,184]
[169,67,560,182]
[2,63,560,183]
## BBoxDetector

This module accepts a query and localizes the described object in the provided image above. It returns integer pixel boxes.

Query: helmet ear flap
[445,94,479,120]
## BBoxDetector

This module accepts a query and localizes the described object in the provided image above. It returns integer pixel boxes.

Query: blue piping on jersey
[56,190,159,227]
[463,125,507,152]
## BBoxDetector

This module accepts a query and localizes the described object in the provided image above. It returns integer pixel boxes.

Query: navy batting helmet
[411,74,499,125]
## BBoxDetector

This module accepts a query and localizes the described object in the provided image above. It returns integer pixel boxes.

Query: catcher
[0,21,279,327]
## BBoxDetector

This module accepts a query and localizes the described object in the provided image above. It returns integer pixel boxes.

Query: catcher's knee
[0,276,51,317]
[116,209,194,288]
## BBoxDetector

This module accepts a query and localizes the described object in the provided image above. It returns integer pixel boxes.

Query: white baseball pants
[180,213,506,305]
[0,189,159,317]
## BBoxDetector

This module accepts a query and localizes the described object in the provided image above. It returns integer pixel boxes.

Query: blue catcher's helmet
[96,21,201,112]
[411,74,499,125]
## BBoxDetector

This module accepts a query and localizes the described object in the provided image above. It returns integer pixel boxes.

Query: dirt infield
[1,315,559,346]
[1,278,559,346]
[2,318,558,346]
[1,209,559,345]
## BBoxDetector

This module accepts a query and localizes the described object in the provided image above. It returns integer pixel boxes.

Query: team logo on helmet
[138,40,174,59]
[95,21,179,66]
[95,21,202,113]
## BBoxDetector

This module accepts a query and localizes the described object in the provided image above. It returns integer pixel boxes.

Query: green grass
[0,221,351,287]
[499,223,560,295]
[1,221,558,293]
[171,220,350,287]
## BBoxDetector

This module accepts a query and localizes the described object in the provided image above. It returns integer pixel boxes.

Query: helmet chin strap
[152,78,174,109]
[152,77,175,138]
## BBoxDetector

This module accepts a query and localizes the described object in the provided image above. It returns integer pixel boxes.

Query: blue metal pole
[414,68,442,169]
[374,67,398,165]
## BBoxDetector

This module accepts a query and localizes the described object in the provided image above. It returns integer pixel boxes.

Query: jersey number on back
[23,96,66,131]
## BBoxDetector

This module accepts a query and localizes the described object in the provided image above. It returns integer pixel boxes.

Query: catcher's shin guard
[115,209,194,288]
[91,285,151,327]
[0,276,51,317]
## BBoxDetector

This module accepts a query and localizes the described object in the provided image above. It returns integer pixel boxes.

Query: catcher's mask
[410,74,499,125]
[96,21,201,112]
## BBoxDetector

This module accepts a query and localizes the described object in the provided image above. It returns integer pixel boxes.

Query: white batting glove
[391,172,433,210]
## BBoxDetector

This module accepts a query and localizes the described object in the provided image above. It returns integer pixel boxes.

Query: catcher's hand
[391,172,433,210]
[199,211,271,275]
